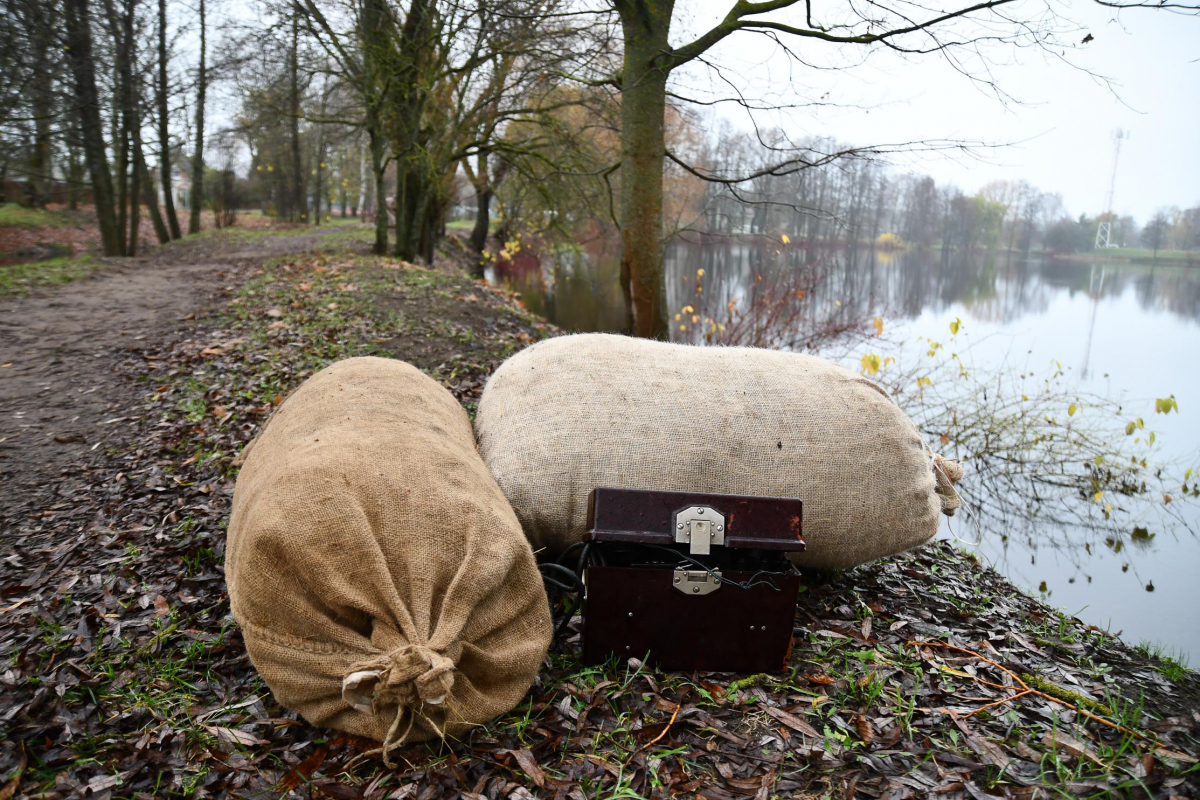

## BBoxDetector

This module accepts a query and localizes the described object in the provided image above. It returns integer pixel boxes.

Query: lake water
[487,238,1200,661]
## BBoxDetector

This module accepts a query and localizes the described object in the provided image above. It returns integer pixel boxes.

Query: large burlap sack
[474,334,961,570]
[227,357,551,757]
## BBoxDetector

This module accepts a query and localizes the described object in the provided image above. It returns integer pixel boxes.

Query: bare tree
[64,0,121,255]
[158,0,182,238]
[590,0,1198,338]
[188,0,207,234]
[1142,211,1169,259]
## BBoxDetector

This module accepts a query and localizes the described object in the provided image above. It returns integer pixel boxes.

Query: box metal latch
[673,568,722,595]
[673,505,725,555]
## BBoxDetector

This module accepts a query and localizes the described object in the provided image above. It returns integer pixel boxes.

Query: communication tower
[1094,130,1127,249]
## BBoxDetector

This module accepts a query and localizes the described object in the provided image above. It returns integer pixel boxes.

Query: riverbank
[1,229,1197,798]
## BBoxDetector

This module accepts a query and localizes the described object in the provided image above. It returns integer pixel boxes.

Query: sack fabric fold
[227,357,551,756]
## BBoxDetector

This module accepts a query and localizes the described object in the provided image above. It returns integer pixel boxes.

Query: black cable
[641,543,794,592]
[540,543,596,643]
[539,562,584,594]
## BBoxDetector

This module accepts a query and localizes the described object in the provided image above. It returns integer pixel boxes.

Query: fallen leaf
[276,744,330,792]
[154,595,170,616]
[0,598,31,614]
[1042,731,1104,766]
[762,705,821,738]
[0,741,24,799]
[509,749,545,788]
[203,725,270,747]
[86,773,122,793]
[855,714,875,744]
[951,716,1010,768]
[266,308,283,318]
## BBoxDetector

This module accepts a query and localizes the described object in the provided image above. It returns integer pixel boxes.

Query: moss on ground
[0,253,97,296]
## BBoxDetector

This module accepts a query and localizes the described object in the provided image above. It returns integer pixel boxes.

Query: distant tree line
[673,126,1200,256]
[0,0,222,254]
[2,0,1195,325]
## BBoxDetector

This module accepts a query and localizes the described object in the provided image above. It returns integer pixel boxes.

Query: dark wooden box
[581,487,804,673]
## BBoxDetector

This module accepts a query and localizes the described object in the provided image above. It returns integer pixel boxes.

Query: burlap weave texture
[475,334,958,570]
[227,357,550,750]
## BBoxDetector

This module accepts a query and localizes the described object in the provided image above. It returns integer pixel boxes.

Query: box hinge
[673,505,725,555]
[673,568,722,595]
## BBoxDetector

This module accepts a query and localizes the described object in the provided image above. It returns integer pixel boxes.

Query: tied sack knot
[932,454,964,517]
[342,643,457,715]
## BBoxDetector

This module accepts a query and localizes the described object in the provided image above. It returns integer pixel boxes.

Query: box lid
[584,487,805,552]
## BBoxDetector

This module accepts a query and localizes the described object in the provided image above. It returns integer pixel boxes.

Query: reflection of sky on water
[488,241,1200,659]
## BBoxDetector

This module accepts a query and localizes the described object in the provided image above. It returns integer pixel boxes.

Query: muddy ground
[1,228,1198,800]
[0,229,331,496]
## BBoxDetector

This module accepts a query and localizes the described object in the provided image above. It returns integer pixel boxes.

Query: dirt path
[0,231,330,510]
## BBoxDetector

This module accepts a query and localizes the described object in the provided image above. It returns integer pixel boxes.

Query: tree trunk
[132,87,170,247]
[466,149,491,270]
[359,0,388,239]
[367,120,388,255]
[394,167,416,259]
[119,0,138,254]
[129,151,141,255]
[114,51,129,256]
[135,142,170,244]
[188,0,206,234]
[313,140,323,226]
[387,0,436,261]
[67,143,81,210]
[469,187,492,269]
[289,8,305,223]
[357,136,368,218]
[64,0,121,256]
[158,0,182,238]
[616,0,673,339]
[29,4,54,208]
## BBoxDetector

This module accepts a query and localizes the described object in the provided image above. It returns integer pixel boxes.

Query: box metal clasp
[673,568,722,595]
[673,505,725,555]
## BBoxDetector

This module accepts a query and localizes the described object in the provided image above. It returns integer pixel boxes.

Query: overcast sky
[669,0,1199,222]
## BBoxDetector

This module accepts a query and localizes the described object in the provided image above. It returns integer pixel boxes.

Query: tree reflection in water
[487,235,1200,652]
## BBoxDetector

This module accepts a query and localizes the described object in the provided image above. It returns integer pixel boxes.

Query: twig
[910,641,1195,762]
[641,702,681,750]
[963,688,1032,717]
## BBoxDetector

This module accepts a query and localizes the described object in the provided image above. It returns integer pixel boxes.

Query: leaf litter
[0,235,1198,799]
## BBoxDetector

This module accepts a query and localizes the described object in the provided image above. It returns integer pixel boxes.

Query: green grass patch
[1134,641,1193,682]
[0,253,98,296]
[1063,247,1199,263]
[315,224,375,250]
[0,203,71,228]
[186,226,302,245]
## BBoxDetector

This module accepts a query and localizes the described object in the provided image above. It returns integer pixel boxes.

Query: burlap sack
[474,334,961,570]
[226,357,551,756]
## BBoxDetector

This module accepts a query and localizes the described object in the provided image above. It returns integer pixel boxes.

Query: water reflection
[487,237,1200,657]
[492,238,1200,338]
